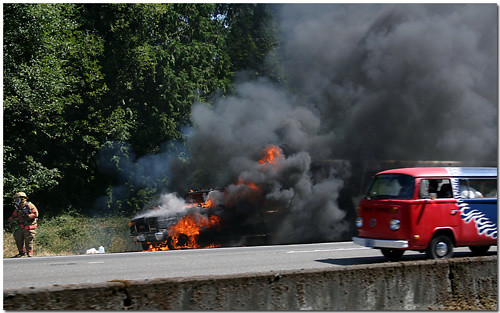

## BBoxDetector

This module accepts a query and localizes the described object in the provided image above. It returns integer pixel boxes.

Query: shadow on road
[316,255,387,266]
[316,251,497,266]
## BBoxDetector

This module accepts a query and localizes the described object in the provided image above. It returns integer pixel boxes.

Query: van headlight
[356,217,363,228]
[389,219,400,231]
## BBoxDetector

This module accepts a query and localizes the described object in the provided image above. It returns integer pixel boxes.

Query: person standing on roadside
[8,192,39,257]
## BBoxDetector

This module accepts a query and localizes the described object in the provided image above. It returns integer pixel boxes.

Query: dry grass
[3,214,141,258]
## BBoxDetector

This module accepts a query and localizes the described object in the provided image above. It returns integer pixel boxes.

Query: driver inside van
[438,183,453,198]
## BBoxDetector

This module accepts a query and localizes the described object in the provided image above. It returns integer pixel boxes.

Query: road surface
[3,241,496,290]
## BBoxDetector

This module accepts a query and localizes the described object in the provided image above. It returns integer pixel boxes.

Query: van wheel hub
[435,242,448,257]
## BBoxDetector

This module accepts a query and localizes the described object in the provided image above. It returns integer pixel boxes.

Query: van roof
[377,167,497,178]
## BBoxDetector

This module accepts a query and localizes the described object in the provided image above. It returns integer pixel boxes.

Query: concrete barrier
[4,255,497,310]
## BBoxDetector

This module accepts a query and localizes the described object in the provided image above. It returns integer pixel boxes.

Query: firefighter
[8,192,39,257]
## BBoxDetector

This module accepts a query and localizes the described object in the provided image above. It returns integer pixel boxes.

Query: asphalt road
[3,241,497,290]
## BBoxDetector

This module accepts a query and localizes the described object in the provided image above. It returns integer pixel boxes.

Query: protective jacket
[9,202,38,229]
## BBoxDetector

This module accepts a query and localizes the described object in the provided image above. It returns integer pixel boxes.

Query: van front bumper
[131,232,167,243]
[352,237,409,249]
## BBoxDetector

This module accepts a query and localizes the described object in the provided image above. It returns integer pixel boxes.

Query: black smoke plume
[124,4,497,245]
[279,4,497,162]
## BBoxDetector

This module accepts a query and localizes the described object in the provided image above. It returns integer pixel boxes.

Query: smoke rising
[135,193,191,219]
[279,4,497,162]
[167,78,350,242]
[122,4,497,245]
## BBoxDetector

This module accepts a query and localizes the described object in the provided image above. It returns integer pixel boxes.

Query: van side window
[459,178,497,199]
[419,179,453,199]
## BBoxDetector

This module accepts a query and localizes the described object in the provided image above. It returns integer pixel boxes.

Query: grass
[3,213,142,258]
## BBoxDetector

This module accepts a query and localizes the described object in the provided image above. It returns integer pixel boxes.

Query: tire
[381,248,405,261]
[426,235,454,259]
[469,245,490,256]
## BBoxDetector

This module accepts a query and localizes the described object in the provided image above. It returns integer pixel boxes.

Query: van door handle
[450,210,460,215]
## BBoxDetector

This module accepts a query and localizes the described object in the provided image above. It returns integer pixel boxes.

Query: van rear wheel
[426,235,454,259]
[381,248,404,261]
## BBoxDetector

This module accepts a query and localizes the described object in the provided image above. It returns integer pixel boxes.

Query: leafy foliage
[3,4,107,213]
[82,3,232,155]
[218,4,282,82]
[3,3,279,218]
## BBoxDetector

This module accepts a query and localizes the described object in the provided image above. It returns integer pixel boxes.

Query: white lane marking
[88,261,104,264]
[286,247,369,254]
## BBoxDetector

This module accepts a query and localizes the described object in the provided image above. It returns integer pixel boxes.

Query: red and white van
[353,167,497,260]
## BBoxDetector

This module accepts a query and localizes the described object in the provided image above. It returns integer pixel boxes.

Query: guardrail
[4,255,497,310]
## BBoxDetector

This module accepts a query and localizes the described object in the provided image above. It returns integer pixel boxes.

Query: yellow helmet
[13,192,27,199]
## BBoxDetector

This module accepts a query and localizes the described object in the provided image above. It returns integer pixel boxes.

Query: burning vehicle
[130,145,289,251]
[130,188,285,251]
[130,189,223,250]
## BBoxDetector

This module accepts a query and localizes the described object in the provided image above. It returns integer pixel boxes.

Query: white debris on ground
[86,246,105,254]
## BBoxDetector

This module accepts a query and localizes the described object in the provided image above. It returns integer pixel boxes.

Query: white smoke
[135,193,191,219]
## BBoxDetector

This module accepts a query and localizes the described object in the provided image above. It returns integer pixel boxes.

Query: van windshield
[366,174,415,200]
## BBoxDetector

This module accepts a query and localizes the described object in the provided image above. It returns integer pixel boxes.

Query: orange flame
[144,213,221,251]
[199,199,215,208]
[144,243,168,252]
[143,146,284,252]
[259,145,284,165]
[235,179,260,191]
[228,145,283,204]
[169,213,220,249]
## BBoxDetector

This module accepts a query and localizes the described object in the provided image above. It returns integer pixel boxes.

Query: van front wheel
[426,235,454,259]
[381,248,404,261]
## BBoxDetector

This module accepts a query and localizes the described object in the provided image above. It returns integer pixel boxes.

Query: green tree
[80,4,233,213]
[3,3,107,216]
[82,3,232,156]
[217,4,281,82]
[4,3,281,217]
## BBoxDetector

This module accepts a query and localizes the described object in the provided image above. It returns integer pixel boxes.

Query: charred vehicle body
[130,189,283,250]
[130,212,187,250]
[130,190,220,250]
